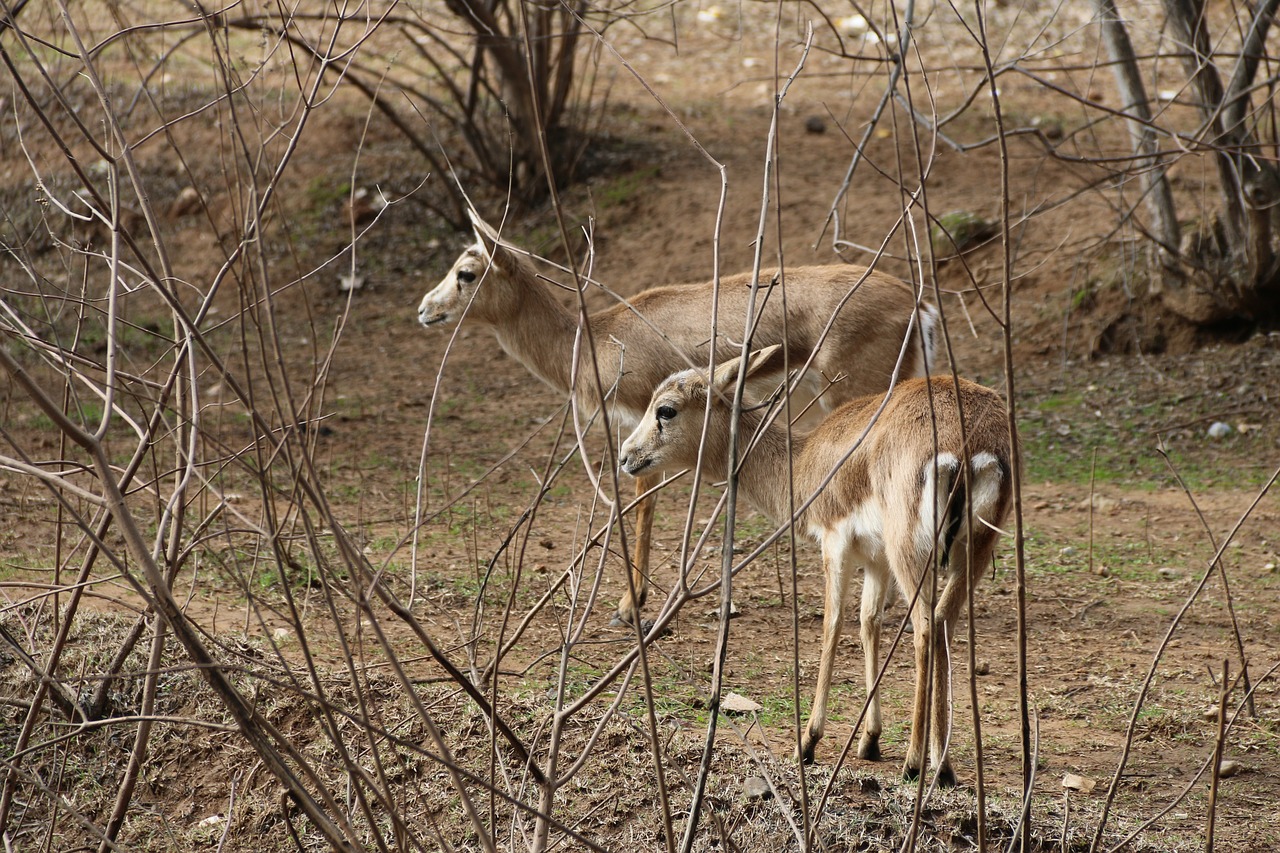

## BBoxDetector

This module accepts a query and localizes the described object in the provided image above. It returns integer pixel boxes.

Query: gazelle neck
[727,409,811,524]
[491,277,581,395]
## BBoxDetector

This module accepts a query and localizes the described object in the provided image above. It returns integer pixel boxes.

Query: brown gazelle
[418,211,939,627]
[618,346,1013,784]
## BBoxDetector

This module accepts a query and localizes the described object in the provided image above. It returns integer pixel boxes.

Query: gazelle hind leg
[886,506,937,782]
[903,590,935,782]
[927,529,999,787]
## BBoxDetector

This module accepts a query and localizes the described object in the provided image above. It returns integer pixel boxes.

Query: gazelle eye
[456,269,476,285]
[656,405,677,421]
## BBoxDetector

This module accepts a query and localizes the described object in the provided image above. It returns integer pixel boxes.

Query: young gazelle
[618,347,1013,784]
[418,212,939,627]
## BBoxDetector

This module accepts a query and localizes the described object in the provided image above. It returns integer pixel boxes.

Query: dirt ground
[2,1,1280,851]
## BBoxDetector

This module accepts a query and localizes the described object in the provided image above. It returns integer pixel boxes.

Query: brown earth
[2,2,1280,851]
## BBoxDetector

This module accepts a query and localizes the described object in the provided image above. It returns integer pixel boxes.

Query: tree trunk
[1093,0,1180,268]
[1159,0,1280,320]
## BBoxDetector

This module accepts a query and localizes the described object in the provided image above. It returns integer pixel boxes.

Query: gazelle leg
[927,613,957,788]
[858,564,889,761]
[904,590,934,782]
[799,538,856,763]
[926,531,997,787]
[613,474,656,627]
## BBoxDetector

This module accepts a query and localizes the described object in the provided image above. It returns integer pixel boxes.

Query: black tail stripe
[940,476,966,571]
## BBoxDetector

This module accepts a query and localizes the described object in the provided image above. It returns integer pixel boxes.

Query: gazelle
[417,211,939,627]
[618,347,1013,784]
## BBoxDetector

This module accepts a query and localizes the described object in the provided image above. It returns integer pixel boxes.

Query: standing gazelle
[418,211,939,627]
[619,347,1013,784]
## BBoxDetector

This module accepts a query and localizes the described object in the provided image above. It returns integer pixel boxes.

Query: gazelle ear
[467,209,515,268]
[468,208,500,245]
[745,344,784,378]
[711,345,784,395]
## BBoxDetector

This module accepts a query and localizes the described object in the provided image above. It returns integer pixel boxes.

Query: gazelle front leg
[799,539,856,763]
[857,564,890,762]
[613,473,657,627]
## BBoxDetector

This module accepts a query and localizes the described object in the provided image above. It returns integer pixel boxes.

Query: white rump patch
[916,453,960,556]
[967,451,1005,520]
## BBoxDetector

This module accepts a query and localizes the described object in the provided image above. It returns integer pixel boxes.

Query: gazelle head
[417,211,518,329]
[619,345,782,477]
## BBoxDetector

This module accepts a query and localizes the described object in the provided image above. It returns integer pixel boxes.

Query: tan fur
[619,349,1013,784]
[419,212,938,626]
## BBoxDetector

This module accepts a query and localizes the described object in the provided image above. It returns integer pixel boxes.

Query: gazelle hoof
[901,762,958,788]
[797,727,821,764]
[857,734,881,762]
[935,764,957,789]
[610,613,659,638]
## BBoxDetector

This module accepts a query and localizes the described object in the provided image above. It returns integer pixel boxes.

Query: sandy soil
[2,1,1279,851]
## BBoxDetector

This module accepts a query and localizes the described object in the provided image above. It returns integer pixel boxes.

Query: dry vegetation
[2,0,1279,851]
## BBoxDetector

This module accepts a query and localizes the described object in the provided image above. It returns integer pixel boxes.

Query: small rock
[539,538,555,550]
[1202,705,1221,721]
[1265,562,1277,573]
[1218,759,1242,778]
[1059,546,1077,558]
[1157,567,1179,580]
[721,692,762,714]
[168,186,202,218]
[974,660,990,676]
[931,210,997,255]
[1062,772,1096,793]
[339,274,365,292]
[743,776,773,801]
[1079,495,1118,514]
[271,627,292,643]
[836,13,868,34]
[343,187,380,225]
[1094,565,1111,578]
[1207,421,1233,439]
[709,601,741,619]
[1031,115,1065,140]
[804,116,826,134]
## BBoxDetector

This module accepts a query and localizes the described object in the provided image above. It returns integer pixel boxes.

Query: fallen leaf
[721,692,762,714]
[1062,772,1096,793]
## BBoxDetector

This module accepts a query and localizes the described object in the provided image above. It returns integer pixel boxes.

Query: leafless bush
[1,1,1276,852]
[820,0,1280,326]
[212,0,616,213]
